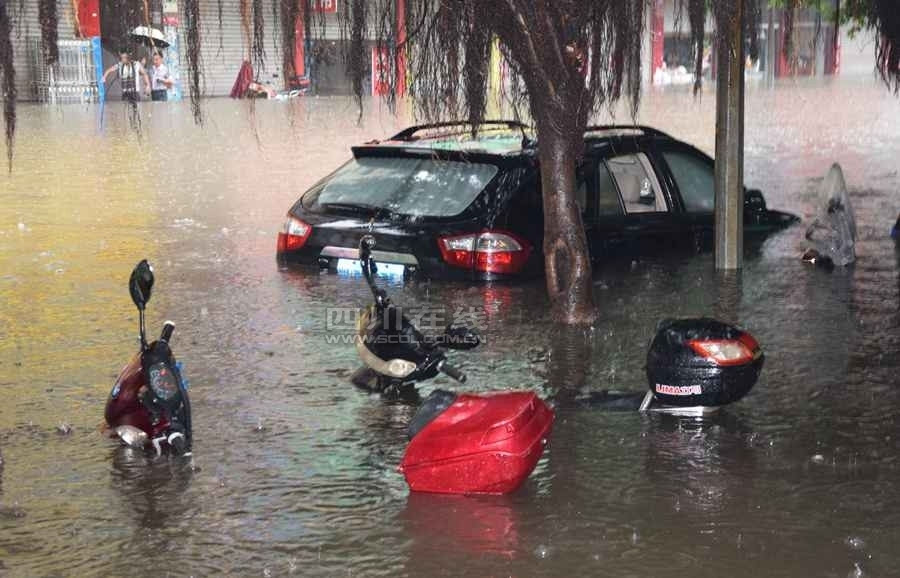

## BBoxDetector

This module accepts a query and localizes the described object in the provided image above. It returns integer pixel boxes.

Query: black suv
[277,121,798,280]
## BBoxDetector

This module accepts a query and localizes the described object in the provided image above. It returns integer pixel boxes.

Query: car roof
[359,121,677,159]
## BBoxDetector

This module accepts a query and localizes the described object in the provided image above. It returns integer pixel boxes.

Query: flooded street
[1,77,899,577]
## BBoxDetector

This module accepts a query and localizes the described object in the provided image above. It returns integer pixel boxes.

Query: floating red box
[400,391,554,495]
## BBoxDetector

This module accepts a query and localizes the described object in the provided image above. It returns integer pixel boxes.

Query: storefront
[647,0,841,86]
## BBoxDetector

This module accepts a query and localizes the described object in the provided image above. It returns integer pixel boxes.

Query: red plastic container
[399,391,554,495]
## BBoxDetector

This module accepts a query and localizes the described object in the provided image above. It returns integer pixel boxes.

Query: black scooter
[350,236,479,398]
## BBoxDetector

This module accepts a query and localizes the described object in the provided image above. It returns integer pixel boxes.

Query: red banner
[396,0,406,96]
[650,0,664,75]
[295,3,306,78]
[75,0,101,38]
[372,47,390,96]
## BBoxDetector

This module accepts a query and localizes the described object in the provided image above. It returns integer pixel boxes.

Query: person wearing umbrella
[150,51,174,101]
[102,52,150,102]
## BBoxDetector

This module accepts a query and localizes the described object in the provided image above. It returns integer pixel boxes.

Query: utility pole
[714,0,746,270]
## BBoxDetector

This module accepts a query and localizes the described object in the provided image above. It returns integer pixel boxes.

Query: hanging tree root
[38,0,58,65]
[182,0,202,124]
[0,0,16,171]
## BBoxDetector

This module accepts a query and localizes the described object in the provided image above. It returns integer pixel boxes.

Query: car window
[662,151,715,213]
[605,153,667,213]
[596,161,624,216]
[304,156,498,217]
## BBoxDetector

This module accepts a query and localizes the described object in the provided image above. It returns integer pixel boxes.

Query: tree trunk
[536,118,597,325]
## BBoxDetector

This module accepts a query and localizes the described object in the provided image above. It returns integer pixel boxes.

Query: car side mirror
[744,188,767,212]
[129,260,154,311]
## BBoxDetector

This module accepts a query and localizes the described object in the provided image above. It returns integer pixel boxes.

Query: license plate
[336,258,406,279]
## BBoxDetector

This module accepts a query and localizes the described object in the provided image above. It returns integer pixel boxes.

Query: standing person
[102,52,150,102]
[150,51,174,101]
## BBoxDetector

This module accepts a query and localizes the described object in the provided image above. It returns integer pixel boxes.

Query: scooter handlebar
[439,361,466,383]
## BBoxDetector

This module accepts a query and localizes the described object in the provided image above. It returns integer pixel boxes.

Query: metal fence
[29,39,99,104]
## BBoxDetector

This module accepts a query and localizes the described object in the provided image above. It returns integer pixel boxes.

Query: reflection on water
[1,77,899,576]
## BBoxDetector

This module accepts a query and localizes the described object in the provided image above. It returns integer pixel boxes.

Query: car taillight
[687,334,759,367]
[277,215,313,252]
[437,231,531,275]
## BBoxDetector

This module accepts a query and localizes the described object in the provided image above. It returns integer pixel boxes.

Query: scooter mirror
[129,260,154,311]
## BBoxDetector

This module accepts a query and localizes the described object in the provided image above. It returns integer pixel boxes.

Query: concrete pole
[714,0,746,271]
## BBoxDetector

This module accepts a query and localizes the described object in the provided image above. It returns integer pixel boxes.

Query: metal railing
[29,39,99,104]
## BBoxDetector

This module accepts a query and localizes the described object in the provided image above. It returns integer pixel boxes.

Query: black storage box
[646,318,764,408]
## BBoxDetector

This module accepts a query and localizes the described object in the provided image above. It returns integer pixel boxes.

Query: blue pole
[91,36,105,102]
[163,14,182,101]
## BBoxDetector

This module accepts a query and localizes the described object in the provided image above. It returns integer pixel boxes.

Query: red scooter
[104,260,192,456]
[352,236,554,495]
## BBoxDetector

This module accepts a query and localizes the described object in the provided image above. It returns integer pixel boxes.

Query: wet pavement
[0,77,898,577]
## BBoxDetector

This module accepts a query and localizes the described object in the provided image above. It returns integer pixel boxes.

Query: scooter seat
[408,389,457,440]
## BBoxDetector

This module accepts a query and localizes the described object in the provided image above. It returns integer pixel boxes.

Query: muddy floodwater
[1,77,899,577]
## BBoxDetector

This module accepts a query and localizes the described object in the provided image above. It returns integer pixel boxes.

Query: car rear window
[303,156,499,218]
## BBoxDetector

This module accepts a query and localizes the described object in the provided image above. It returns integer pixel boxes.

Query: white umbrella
[130,26,170,49]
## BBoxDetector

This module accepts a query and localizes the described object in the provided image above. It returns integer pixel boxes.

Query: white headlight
[386,358,417,378]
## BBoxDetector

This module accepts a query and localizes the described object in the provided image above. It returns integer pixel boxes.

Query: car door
[590,146,682,257]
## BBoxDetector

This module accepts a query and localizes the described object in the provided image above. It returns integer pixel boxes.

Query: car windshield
[304,156,499,218]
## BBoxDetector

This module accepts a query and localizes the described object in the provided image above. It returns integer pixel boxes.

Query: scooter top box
[400,391,554,495]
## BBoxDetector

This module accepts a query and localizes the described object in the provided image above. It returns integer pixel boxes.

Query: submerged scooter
[350,236,479,397]
[353,236,554,495]
[104,260,192,457]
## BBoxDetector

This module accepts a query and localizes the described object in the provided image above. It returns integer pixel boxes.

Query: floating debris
[0,504,26,519]
[804,163,857,267]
